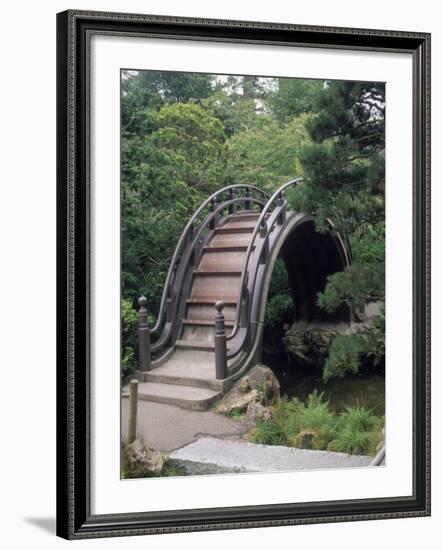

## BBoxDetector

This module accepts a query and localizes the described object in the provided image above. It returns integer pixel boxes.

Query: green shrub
[263,258,294,348]
[317,263,384,317]
[121,298,138,380]
[323,313,385,381]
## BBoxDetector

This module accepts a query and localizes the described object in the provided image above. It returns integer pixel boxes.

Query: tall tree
[268,78,324,122]
[292,81,385,234]
[122,70,214,136]
[225,115,311,190]
[290,81,386,378]
[121,102,226,307]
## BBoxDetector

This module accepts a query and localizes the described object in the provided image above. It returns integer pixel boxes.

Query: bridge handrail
[149,184,269,338]
[226,177,303,350]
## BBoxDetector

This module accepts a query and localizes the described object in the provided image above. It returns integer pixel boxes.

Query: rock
[244,400,272,429]
[217,389,259,415]
[284,317,380,366]
[244,364,281,405]
[123,439,164,477]
[238,377,251,393]
[288,430,316,449]
[217,364,281,417]
[365,300,383,321]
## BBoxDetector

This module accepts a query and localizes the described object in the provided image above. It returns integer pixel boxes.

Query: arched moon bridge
[133,179,351,410]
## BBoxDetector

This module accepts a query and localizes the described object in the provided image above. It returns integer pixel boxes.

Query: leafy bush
[121,299,138,380]
[323,310,385,381]
[263,258,294,347]
[317,263,384,318]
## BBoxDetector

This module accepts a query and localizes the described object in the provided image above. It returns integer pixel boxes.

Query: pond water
[263,350,385,416]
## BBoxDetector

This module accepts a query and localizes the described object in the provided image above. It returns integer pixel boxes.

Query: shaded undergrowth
[248,390,383,456]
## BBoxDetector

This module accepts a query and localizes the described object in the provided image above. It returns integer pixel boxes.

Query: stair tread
[130,382,220,401]
[193,269,242,275]
[211,233,252,245]
[176,339,218,351]
[183,318,234,326]
[203,244,251,251]
[228,212,260,219]
[186,299,237,305]
[186,303,236,322]
[220,221,257,230]
[189,296,238,304]
[143,349,220,387]
[198,250,245,272]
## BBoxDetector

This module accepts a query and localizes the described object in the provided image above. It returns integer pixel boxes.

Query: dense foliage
[121,71,385,380]
[249,391,384,456]
[290,81,385,378]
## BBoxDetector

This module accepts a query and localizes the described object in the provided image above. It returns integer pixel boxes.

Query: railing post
[127,379,138,444]
[259,220,269,264]
[214,301,227,379]
[209,197,217,229]
[277,190,287,225]
[240,285,250,328]
[228,188,235,214]
[137,295,151,371]
[245,188,251,210]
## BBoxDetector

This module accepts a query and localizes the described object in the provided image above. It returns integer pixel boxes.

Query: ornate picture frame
[56,9,430,539]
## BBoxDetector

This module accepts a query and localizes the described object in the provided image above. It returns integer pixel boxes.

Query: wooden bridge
[132,179,351,410]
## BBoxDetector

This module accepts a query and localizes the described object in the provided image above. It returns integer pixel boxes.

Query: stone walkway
[169,437,373,475]
[121,398,246,452]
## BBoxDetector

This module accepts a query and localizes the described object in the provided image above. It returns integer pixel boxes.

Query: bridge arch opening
[259,218,350,376]
[278,219,350,324]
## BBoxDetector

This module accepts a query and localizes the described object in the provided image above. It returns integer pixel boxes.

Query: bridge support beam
[138,295,151,371]
[214,301,227,379]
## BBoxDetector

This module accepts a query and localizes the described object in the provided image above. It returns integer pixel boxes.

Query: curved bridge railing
[137,183,270,369]
[226,178,302,351]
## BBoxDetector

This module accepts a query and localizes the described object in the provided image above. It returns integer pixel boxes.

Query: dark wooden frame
[56,9,431,540]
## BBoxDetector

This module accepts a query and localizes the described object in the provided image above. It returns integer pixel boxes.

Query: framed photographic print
[56,9,431,539]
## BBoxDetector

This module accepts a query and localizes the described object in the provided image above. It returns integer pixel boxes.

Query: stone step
[144,369,222,391]
[169,437,373,475]
[139,349,238,391]
[175,339,216,351]
[129,382,221,411]
[143,351,221,391]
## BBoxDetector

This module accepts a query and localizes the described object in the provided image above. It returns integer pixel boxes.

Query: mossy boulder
[122,439,165,478]
[217,364,280,416]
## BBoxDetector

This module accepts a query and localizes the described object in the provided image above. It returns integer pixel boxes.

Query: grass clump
[248,391,383,456]
[228,409,246,422]
[328,406,384,455]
